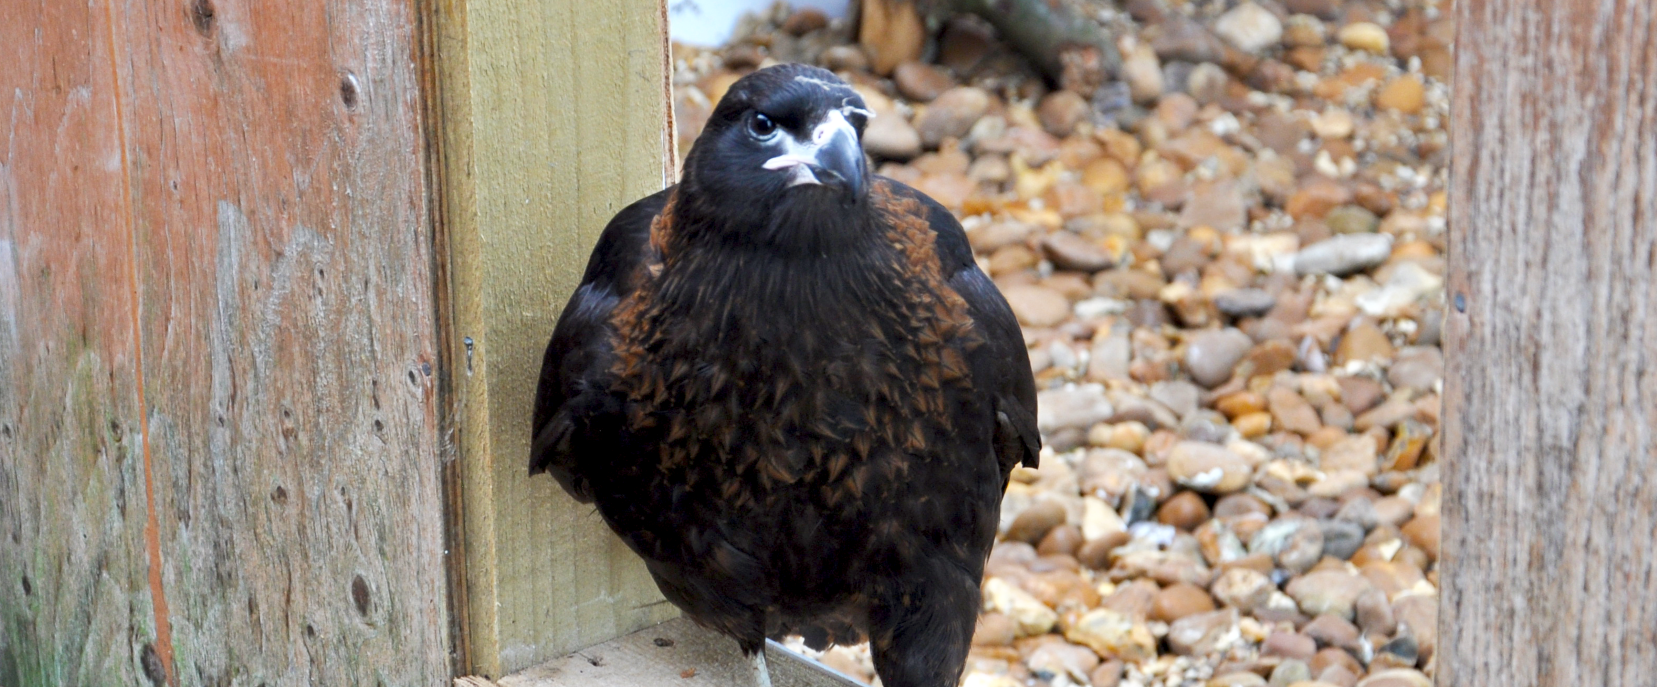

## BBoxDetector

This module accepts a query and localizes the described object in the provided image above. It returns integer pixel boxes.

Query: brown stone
[1338,376,1385,414]
[1151,582,1218,622]
[892,61,954,102]
[1167,608,1241,656]
[859,0,925,74]
[1269,387,1323,435]
[1263,631,1318,660]
[1006,499,1068,543]
[1287,178,1352,221]
[1091,659,1125,687]
[1078,532,1131,570]
[1158,491,1213,531]
[1302,613,1360,648]
[1400,514,1440,562]
[1236,339,1299,380]
[915,87,991,147]
[1310,646,1364,678]
[1374,76,1426,114]
[1039,90,1092,137]
[1043,232,1117,272]
[972,612,1018,646]
[1285,570,1375,619]
[781,7,830,35]
[1335,322,1395,365]
[1038,524,1086,557]
[1003,284,1071,327]
[1168,441,1253,493]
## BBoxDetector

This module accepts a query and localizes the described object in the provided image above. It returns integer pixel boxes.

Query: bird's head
[681,64,872,210]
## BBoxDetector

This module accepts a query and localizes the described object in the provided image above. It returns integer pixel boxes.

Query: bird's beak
[763,111,867,199]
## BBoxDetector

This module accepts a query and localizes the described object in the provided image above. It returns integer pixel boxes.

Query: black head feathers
[680,64,873,219]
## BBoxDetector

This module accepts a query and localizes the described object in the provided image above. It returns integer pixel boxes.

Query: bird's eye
[748,112,778,139]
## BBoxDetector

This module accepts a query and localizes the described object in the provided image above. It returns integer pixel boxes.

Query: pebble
[1354,587,1397,635]
[892,62,954,102]
[1263,631,1318,660]
[984,577,1058,635]
[1324,205,1380,235]
[818,45,869,72]
[1319,519,1367,560]
[1157,490,1213,530]
[1269,660,1313,686]
[1063,607,1157,662]
[1123,44,1165,103]
[1026,642,1100,682]
[1167,608,1240,655]
[1375,76,1426,114]
[1285,570,1374,620]
[972,612,1019,646]
[1092,660,1125,687]
[1038,91,1091,137]
[1294,234,1395,276]
[1037,523,1085,557]
[781,7,828,35]
[1301,613,1359,648]
[1167,441,1253,493]
[1337,22,1391,54]
[1151,582,1218,622]
[1042,232,1117,272]
[1400,514,1440,561]
[1006,499,1069,543]
[1185,328,1254,387]
[1003,284,1072,327]
[862,110,923,160]
[1154,18,1227,64]
[1211,672,1268,687]
[916,87,991,147]
[1268,387,1323,435]
[1215,288,1277,317]
[1336,322,1395,365]
[1213,2,1284,53]
[1354,670,1432,687]
[1038,386,1116,434]
[1211,567,1276,612]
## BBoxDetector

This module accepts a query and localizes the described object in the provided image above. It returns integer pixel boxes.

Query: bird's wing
[530,186,675,500]
[880,178,1041,472]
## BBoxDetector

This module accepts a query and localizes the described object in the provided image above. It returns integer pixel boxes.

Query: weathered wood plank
[430,0,678,676]
[489,618,862,687]
[1443,1,1657,685]
[0,1,162,684]
[106,0,451,684]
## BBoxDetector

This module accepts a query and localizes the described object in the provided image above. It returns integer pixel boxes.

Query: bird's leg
[750,646,773,687]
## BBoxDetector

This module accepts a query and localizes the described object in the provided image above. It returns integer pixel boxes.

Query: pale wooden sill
[457,617,865,687]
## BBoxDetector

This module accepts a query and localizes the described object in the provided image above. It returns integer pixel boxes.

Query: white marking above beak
[762,111,860,187]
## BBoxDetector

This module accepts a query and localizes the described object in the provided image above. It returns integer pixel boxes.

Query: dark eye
[748,112,778,139]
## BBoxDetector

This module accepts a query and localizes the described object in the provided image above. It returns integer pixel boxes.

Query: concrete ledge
[458,617,865,687]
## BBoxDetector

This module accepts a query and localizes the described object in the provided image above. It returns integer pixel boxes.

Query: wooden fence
[0,0,1652,685]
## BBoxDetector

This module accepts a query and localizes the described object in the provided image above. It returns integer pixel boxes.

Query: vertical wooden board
[1443,1,1657,685]
[0,1,161,685]
[433,0,677,676]
[106,0,451,684]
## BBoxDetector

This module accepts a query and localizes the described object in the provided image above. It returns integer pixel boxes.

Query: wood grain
[0,1,157,684]
[1443,1,1657,685]
[3,0,451,684]
[493,618,862,687]
[430,0,679,677]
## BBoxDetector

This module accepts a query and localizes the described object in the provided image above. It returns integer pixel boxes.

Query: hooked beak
[762,111,867,199]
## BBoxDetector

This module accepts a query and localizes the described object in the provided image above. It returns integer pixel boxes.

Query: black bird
[530,64,1038,687]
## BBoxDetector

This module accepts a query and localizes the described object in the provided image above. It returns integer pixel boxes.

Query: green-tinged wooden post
[429,0,680,677]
